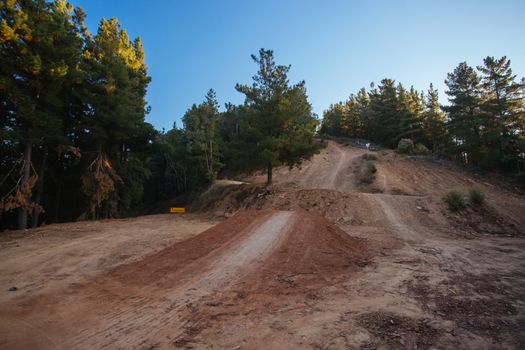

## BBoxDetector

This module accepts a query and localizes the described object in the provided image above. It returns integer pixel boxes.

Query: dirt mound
[0,210,369,349]
[197,141,524,237]
[107,209,368,292]
[4,141,525,349]
[444,203,523,237]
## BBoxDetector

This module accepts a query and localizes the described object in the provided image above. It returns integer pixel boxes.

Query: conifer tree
[234,49,318,184]
[367,79,399,147]
[79,18,153,218]
[422,84,446,152]
[320,103,344,136]
[477,56,525,169]
[183,89,222,181]
[443,62,483,165]
[0,0,85,228]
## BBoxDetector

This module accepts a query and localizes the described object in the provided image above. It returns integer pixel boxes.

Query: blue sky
[70,0,525,131]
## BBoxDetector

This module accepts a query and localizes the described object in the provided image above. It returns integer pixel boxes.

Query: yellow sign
[170,207,186,214]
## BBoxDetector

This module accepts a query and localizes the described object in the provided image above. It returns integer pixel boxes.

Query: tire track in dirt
[4,141,525,349]
[299,142,366,191]
[40,211,296,349]
[0,209,369,350]
[178,211,294,298]
[365,194,415,240]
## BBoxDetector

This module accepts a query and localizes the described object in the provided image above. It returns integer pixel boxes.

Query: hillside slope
[1,141,524,349]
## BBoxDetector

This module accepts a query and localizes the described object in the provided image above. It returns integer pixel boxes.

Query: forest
[2,1,524,231]
[0,0,319,229]
[320,58,525,176]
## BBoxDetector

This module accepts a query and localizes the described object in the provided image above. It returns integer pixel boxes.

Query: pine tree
[367,79,400,147]
[79,18,153,218]
[477,56,525,170]
[0,0,85,228]
[320,103,344,136]
[355,87,370,138]
[343,95,364,138]
[421,84,446,152]
[444,62,483,165]
[234,49,318,184]
[183,89,222,181]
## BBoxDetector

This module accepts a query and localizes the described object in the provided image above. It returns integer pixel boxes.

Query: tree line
[321,57,525,176]
[0,1,319,230]
[146,49,320,206]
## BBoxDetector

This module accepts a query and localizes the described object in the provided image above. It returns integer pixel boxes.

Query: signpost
[169,207,186,214]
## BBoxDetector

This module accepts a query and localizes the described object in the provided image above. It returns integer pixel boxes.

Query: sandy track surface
[245,141,367,191]
[0,210,367,349]
[0,215,217,299]
[1,140,525,349]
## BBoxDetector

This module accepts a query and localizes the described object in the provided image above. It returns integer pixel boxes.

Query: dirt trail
[1,141,525,349]
[245,141,367,191]
[61,211,296,349]
[0,215,217,300]
[178,211,294,299]
[1,210,367,349]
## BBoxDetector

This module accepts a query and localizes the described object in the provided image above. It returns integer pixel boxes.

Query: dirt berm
[0,210,368,349]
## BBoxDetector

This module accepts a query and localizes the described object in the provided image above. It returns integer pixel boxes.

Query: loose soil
[1,140,524,349]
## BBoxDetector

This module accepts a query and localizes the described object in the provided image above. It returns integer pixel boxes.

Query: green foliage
[183,89,222,181]
[362,153,377,161]
[231,49,319,184]
[414,143,431,154]
[321,56,525,179]
[468,188,485,206]
[397,138,414,154]
[1,1,154,227]
[444,58,524,172]
[0,0,86,227]
[444,191,466,212]
[367,161,377,174]
[357,155,377,185]
[235,187,250,204]
[421,84,446,152]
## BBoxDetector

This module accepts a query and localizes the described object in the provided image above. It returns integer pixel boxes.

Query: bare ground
[1,141,525,349]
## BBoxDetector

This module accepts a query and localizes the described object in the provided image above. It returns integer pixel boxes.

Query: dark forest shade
[0,2,319,229]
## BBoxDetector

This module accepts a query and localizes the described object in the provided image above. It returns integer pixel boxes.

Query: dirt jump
[1,141,524,349]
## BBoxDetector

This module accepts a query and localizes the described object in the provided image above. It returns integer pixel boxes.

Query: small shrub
[358,160,377,185]
[414,143,430,155]
[361,173,375,184]
[444,190,465,212]
[362,153,378,161]
[469,188,485,206]
[397,138,414,154]
[367,161,377,174]
[235,187,250,204]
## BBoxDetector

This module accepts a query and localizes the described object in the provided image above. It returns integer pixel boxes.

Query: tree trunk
[267,162,273,185]
[17,143,33,230]
[32,148,48,228]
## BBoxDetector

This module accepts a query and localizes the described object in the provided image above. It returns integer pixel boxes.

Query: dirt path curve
[296,141,368,191]
[363,194,422,242]
[301,141,348,189]
[244,141,367,192]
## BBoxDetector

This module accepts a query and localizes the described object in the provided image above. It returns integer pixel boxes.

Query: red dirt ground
[1,140,525,349]
[0,210,368,349]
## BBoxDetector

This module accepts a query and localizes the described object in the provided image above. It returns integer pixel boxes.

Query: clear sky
[69,0,525,131]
